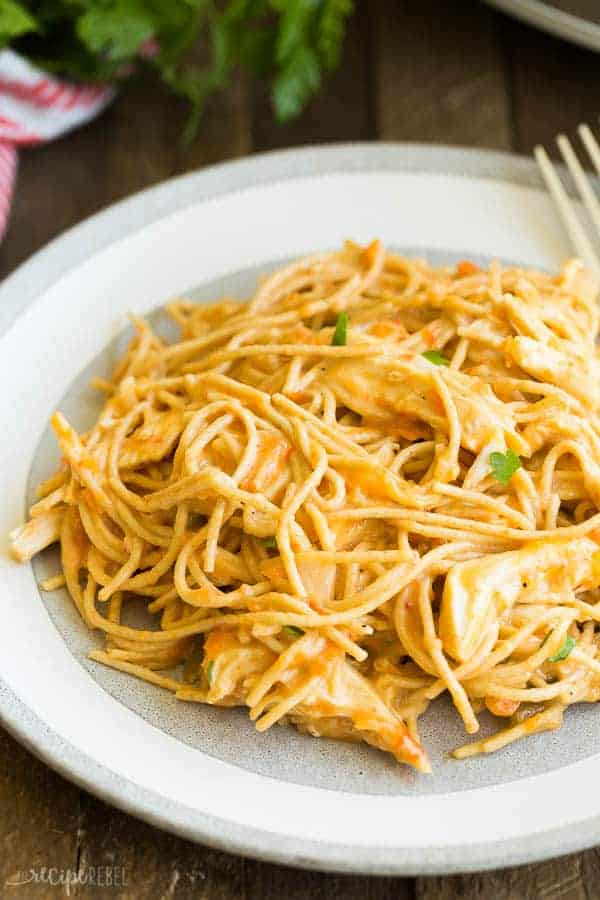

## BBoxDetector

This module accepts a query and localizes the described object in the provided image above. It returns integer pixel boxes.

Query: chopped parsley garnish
[422,349,449,366]
[490,449,522,486]
[283,625,305,638]
[548,636,576,663]
[332,311,348,346]
[262,536,278,550]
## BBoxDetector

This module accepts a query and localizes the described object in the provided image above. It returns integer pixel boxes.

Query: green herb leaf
[331,311,348,346]
[273,42,321,121]
[421,349,449,366]
[0,0,37,45]
[263,536,278,549]
[318,0,354,70]
[540,631,552,648]
[238,25,276,76]
[3,0,354,138]
[77,1,156,62]
[548,635,576,663]
[283,625,305,638]
[275,0,315,65]
[490,449,522,486]
[205,659,215,685]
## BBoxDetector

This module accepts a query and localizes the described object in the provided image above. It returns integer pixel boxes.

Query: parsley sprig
[0,1,355,139]
[490,450,522,486]
[332,311,348,346]
[421,349,449,366]
[283,625,305,638]
[548,636,576,663]
[540,631,576,662]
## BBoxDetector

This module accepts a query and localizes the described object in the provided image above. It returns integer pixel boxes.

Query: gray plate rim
[0,142,596,876]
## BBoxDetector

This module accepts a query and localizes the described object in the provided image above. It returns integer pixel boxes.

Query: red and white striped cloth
[0,49,115,241]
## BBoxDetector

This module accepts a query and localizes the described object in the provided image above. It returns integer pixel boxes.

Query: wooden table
[2,1,600,896]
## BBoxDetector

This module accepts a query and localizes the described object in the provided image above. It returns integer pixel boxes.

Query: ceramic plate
[1,144,599,876]
[484,0,600,52]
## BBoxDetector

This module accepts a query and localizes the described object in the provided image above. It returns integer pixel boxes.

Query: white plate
[1,144,599,876]
[484,0,600,52]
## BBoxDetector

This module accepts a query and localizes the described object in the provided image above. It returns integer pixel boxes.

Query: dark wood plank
[504,16,600,155]
[371,0,512,150]
[416,850,600,900]
[0,74,250,282]
[71,793,415,899]
[241,858,414,900]
[72,796,245,899]
[0,728,81,895]
[250,5,373,151]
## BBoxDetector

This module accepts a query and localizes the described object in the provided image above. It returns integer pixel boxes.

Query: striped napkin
[0,49,114,242]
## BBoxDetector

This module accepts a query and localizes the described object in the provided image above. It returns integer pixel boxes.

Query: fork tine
[578,124,600,175]
[534,144,600,273]
[557,134,600,247]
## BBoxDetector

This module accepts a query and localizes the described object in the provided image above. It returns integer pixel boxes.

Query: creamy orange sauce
[241,432,291,492]
[204,627,239,659]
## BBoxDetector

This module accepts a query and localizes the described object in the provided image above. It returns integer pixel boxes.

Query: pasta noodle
[9,241,600,773]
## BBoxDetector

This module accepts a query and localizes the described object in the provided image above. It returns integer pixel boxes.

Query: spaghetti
[10,241,600,773]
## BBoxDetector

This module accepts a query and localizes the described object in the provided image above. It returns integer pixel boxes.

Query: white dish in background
[0,143,599,875]
[484,0,600,52]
